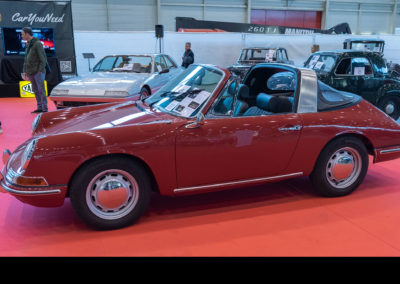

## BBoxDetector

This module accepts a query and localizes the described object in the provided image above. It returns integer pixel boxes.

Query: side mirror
[185,112,204,129]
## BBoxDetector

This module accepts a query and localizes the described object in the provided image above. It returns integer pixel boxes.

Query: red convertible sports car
[2,63,400,230]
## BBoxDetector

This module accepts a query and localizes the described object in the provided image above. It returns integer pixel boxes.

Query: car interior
[211,67,296,117]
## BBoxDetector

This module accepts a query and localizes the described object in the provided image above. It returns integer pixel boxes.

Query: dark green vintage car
[304,50,400,120]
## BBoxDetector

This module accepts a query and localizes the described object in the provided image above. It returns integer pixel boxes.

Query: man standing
[182,42,194,68]
[21,27,48,113]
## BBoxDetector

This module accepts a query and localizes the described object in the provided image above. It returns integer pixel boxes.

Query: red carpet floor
[1,97,400,256]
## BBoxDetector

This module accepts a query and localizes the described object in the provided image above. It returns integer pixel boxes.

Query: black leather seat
[243,93,292,116]
[243,93,273,116]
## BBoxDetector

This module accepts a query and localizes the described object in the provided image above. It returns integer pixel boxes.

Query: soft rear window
[318,81,361,111]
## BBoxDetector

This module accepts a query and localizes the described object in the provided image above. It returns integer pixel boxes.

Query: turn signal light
[15,176,48,187]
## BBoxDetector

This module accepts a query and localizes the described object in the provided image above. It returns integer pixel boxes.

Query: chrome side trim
[0,180,61,195]
[174,172,303,193]
[380,148,400,154]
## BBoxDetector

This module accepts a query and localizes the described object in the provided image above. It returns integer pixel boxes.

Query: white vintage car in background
[50,53,183,109]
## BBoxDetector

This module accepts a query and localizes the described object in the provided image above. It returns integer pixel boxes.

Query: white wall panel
[159,5,204,31]
[204,6,247,23]
[71,0,108,31]
[107,0,156,31]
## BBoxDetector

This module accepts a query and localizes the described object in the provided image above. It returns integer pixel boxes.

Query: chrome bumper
[0,171,62,195]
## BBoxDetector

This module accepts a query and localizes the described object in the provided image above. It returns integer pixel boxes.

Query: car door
[175,80,303,189]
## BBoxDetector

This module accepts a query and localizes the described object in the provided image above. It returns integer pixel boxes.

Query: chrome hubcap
[385,102,395,115]
[86,169,139,220]
[326,147,361,189]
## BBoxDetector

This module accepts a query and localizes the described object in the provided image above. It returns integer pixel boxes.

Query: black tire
[309,137,369,197]
[70,157,152,230]
[139,87,150,101]
[379,95,400,121]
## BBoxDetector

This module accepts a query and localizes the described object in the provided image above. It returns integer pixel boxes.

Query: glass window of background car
[145,65,224,118]
[307,54,336,72]
[239,49,250,61]
[336,57,373,76]
[351,57,373,75]
[351,42,383,52]
[163,55,177,69]
[155,56,167,72]
[93,56,117,72]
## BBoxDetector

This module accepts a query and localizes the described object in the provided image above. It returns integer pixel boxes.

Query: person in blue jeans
[21,27,48,113]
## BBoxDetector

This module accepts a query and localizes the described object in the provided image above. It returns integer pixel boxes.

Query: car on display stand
[304,49,400,120]
[2,63,400,230]
[50,53,183,109]
[228,47,294,79]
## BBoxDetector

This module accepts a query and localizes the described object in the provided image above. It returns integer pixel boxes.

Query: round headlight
[21,138,38,171]
[31,113,42,135]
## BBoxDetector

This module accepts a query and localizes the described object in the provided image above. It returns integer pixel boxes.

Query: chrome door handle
[278,125,302,132]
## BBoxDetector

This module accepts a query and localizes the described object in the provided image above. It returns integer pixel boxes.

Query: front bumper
[0,169,67,207]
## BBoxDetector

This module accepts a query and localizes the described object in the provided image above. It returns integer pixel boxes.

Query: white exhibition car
[50,53,183,108]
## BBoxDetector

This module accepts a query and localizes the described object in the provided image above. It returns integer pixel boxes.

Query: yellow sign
[19,81,48,98]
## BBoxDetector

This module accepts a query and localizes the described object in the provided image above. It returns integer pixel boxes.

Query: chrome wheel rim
[86,169,139,220]
[385,102,395,115]
[326,147,362,189]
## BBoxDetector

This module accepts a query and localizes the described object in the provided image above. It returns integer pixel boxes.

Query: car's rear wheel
[379,95,400,120]
[70,157,151,230]
[310,137,369,197]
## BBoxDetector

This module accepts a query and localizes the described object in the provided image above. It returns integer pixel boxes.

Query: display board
[176,17,351,35]
[0,0,76,76]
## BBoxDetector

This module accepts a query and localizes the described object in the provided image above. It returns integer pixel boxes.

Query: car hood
[51,72,150,96]
[35,101,175,135]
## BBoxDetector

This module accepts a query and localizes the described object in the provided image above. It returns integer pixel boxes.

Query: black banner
[176,17,351,35]
[0,0,76,75]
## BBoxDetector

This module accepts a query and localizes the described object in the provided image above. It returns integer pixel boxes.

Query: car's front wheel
[70,157,152,230]
[310,137,369,197]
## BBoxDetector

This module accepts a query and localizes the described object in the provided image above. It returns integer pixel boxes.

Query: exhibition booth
[0,0,76,98]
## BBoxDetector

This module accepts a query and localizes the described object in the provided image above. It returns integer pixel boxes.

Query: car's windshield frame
[145,64,226,118]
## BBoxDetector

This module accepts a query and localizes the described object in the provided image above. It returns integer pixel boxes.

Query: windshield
[145,65,224,118]
[239,48,277,62]
[93,55,152,73]
[305,54,336,73]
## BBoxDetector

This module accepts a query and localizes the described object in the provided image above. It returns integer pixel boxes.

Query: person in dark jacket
[182,42,194,68]
[0,121,2,134]
[21,27,48,113]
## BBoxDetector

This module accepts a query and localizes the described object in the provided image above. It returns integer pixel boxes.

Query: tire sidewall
[310,137,369,197]
[70,157,151,230]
